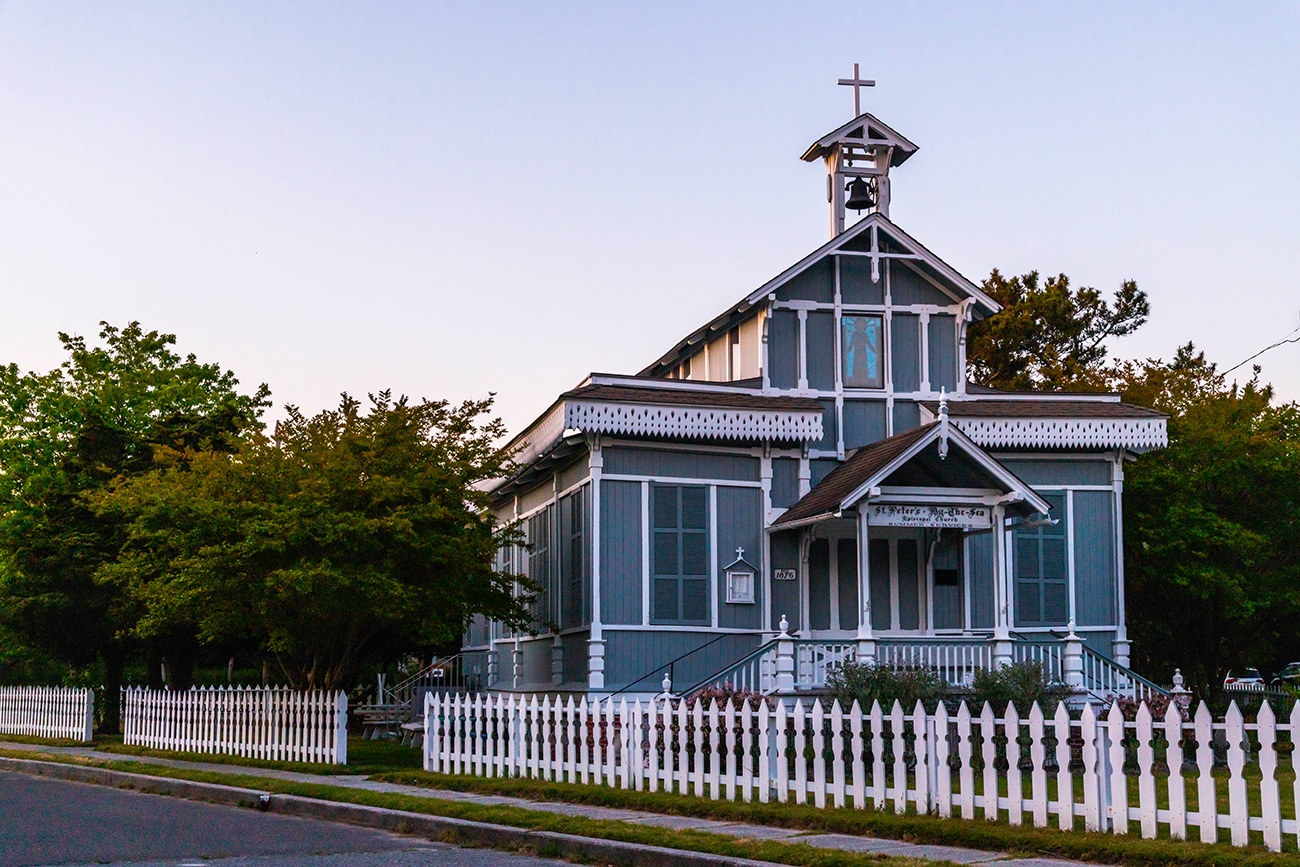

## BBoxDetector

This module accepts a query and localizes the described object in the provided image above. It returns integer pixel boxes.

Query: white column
[990,504,1013,668]
[587,437,606,690]
[1111,457,1131,668]
[774,616,796,693]
[856,508,876,664]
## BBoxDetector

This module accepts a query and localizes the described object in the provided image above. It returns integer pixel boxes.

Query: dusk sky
[1,3,1297,434]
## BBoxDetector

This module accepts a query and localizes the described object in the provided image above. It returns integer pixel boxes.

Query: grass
[88,733,422,776]
[0,746,934,867]
[373,769,1300,866]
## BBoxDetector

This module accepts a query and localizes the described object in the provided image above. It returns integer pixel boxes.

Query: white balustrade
[122,686,348,764]
[427,691,1300,854]
[0,686,94,741]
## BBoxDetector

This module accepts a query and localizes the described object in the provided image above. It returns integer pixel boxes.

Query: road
[0,770,569,867]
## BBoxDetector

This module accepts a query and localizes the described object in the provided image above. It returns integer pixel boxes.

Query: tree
[1114,346,1300,690]
[967,270,1149,391]
[95,392,535,690]
[0,322,268,730]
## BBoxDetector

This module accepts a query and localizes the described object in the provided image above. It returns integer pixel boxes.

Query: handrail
[675,639,780,697]
[607,633,735,697]
[1079,644,1170,698]
[381,653,472,705]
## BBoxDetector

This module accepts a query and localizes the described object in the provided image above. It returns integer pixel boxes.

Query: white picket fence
[0,686,94,742]
[427,693,1300,853]
[123,686,348,764]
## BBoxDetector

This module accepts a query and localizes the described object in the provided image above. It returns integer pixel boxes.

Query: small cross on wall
[735,546,745,561]
[837,63,875,117]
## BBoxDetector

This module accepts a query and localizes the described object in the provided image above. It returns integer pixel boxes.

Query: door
[805,521,859,637]
[867,530,926,633]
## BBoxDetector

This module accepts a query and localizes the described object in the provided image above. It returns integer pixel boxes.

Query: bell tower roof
[800,112,918,166]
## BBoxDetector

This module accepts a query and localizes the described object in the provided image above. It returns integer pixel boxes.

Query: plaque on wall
[773,569,798,581]
[867,504,991,529]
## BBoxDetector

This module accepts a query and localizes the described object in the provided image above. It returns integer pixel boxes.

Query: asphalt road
[0,770,569,867]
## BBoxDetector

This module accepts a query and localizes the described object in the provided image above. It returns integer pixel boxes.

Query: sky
[1,2,1297,434]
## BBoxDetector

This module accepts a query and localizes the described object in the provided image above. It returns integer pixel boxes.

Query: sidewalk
[0,740,1105,867]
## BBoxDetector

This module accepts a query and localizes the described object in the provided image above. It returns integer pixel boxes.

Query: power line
[1223,319,1300,376]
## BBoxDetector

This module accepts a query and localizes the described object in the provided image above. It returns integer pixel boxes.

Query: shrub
[969,661,1069,716]
[684,683,769,710]
[825,661,948,713]
[1108,693,1187,721]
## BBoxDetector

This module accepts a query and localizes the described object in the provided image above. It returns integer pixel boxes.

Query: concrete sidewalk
[0,740,1106,867]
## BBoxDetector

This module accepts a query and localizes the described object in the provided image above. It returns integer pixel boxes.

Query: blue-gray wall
[891,262,954,306]
[967,531,996,629]
[600,479,642,626]
[771,457,800,509]
[717,486,763,629]
[928,314,958,393]
[604,447,759,482]
[840,255,884,304]
[843,400,887,450]
[806,312,836,391]
[602,630,760,692]
[1073,490,1117,627]
[769,310,799,389]
[775,259,834,303]
[770,530,800,631]
[998,458,1112,487]
[891,314,920,392]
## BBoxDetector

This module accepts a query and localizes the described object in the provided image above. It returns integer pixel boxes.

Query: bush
[969,661,1069,716]
[684,683,769,710]
[825,661,948,713]
[1108,693,1187,721]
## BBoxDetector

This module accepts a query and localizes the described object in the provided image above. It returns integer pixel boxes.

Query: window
[841,314,883,388]
[726,569,754,604]
[1014,494,1068,626]
[527,506,553,626]
[652,485,709,624]
[559,487,587,629]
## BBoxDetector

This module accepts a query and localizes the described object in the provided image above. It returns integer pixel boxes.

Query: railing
[877,638,992,687]
[608,634,737,697]
[1079,645,1168,702]
[678,640,779,696]
[426,691,1300,854]
[796,641,856,689]
[122,686,348,764]
[382,653,478,708]
[0,686,94,742]
[1010,639,1066,682]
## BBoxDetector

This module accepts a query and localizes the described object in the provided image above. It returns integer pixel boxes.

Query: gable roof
[639,212,1000,378]
[800,113,919,166]
[773,421,1050,528]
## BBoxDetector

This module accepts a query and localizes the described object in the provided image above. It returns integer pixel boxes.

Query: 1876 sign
[867,504,991,529]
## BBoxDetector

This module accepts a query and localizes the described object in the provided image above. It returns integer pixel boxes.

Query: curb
[0,756,778,867]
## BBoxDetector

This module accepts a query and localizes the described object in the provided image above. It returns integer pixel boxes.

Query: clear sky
[1,2,1297,433]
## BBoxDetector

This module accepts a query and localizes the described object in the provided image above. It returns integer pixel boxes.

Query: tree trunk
[101,649,125,735]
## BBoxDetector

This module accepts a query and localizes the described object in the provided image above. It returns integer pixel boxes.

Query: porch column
[587,437,606,691]
[856,508,876,664]
[990,503,1013,669]
[1110,458,1132,668]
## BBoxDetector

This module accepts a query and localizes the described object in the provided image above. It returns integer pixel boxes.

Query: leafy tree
[967,270,1149,391]
[95,392,535,690]
[1114,346,1300,691]
[0,323,268,730]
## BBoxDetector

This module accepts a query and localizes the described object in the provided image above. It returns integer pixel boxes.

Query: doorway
[867,529,926,634]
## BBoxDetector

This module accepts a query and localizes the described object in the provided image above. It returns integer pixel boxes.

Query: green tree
[0,322,268,730]
[95,392,535,690]
[1114,346,1300,691]
[967,270,1149,391]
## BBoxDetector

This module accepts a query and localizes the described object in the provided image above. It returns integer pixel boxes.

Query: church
[462,75,1167,700]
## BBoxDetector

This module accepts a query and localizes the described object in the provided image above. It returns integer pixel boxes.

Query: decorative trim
[565,400,823,442]
[952,417,1167,452]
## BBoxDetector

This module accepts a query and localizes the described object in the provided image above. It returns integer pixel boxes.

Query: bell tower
[801,66,918,237]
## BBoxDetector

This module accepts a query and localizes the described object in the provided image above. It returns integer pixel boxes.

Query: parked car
[1223,668,1265,690]
[1272,662,1300,687]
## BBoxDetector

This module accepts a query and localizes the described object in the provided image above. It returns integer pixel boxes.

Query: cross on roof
[837,63,875,118]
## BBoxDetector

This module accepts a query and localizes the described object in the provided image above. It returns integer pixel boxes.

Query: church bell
[845,176,875,212]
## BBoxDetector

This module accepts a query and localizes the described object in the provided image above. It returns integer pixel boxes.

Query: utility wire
[1223,319,1300,376]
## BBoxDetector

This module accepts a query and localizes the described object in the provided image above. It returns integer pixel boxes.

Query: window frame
[650,484,711,626]
[1013,494,1069,627]
[840,313,885,390]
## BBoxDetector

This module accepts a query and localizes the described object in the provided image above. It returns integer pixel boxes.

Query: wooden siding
[1073,490,1117,627]
[811,458,838,488]
[604,447,759,482]
[815,399,838,451]
[768,309,799,389]
[806,311,836,391]
[717,486,763,629]
[770,530,801,630]
[561,631,588,685]
[775,257,834,304]
[868,538,891,631]
[840,255,884,304]
[891,261,955,306]
[890,314,921,392]
[892,400,921,433]
[843,399,887,450]
[516,637,553,687]
[517,480,553,516]
[599,480,643,625]
[997,457,1113,487]
[771,457,800,508]
[558,456,590,492]
[602,630,760,691]
[898,538,920,629]
[928,314,958,393]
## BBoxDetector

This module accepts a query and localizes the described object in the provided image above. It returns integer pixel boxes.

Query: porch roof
[772,421,1050,528]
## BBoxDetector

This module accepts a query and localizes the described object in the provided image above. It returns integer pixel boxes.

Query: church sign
[867,504,991,529]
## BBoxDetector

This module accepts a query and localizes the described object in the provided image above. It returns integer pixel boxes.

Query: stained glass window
[841,314,883,388]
